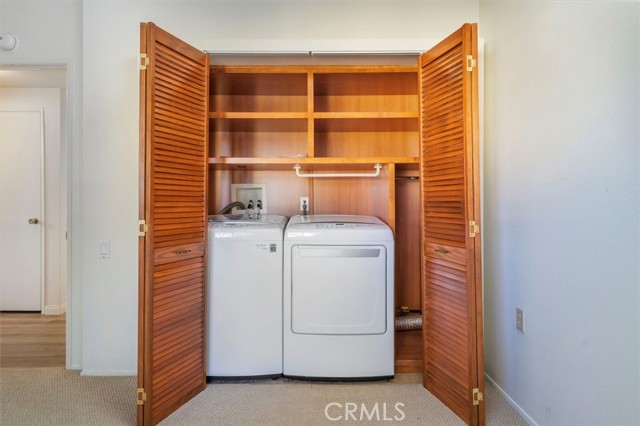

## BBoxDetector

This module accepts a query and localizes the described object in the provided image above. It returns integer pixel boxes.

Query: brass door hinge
[469,220,480,238]
[466,55,476,71]
[137,388,147,405]
[138,220,148,237]
[472,388,484,406]
[140,53,149,70]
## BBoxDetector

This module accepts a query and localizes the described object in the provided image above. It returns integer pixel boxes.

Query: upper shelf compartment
[210,72,307,114]
[208,62,421,167]
[314,72,418,114]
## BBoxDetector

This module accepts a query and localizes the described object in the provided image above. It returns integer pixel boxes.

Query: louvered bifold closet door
[139,22,209,426]
[419,24,484,426]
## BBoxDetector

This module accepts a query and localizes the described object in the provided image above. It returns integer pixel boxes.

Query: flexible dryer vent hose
[395,313,422,331]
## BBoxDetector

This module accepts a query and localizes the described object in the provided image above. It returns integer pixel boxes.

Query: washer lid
[208,214,287,238]
[209,214,287,226]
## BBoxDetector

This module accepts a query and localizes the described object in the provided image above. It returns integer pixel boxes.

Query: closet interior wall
[207,55,423,372]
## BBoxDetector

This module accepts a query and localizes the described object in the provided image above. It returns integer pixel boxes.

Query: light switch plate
[516,307,525,332]
[99,240,110,259]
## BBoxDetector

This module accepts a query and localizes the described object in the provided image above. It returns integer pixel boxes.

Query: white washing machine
[283,215,394,380]
[207,214,286,379]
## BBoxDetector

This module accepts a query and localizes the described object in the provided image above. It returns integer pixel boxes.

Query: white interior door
[0,110,44,311]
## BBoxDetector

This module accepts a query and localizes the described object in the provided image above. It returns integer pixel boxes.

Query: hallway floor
[0,312,65,367]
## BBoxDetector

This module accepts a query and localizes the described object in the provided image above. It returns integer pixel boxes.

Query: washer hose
[217,201,246,215]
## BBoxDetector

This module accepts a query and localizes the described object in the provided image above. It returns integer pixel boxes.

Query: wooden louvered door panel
[419,24,484,426]
[138,22,209,426]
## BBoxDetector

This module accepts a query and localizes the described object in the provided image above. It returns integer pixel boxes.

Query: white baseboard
[485,373,538,426]
[80,370,136,376]
[42,303,66,315]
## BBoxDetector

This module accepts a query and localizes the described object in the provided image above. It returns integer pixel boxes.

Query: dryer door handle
[297,247,381,258]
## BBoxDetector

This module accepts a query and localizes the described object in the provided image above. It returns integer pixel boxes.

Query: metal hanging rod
[294,164,382,179]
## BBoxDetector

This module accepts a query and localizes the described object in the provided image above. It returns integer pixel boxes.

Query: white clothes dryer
[283,215,394,380]
[207,214,286,379]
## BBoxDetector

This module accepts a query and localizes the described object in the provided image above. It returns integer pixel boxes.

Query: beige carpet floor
[0,368,526,426]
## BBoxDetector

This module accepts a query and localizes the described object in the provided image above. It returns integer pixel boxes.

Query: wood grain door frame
[419,23,484,426]
[136,21,483,426]
[138,22,209,426]
[138,22,148,426]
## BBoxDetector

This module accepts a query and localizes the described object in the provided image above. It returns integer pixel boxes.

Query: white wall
[81,0,479,375]
[479,1,640,425]
[0,87,63,314]
[0,0,82,369]
[6,5,637,424]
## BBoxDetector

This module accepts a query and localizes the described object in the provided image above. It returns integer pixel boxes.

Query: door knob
[28,218,39,224]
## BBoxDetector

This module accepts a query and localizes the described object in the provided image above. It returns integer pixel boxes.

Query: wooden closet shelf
[208,156,419,170]
[313,112,418,119]
[209,112,418,120]
[210,65,418,74]
[210,112,309,119]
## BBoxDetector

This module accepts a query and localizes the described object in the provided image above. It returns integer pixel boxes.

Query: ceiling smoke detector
[0,33,17,51]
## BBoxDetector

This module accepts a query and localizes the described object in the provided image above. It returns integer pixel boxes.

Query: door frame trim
[36,108,46,313]
[0,64,74,369]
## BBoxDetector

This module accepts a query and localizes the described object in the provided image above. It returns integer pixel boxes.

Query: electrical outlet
[516,307,525,332]
[300,196,309,212]
[99,240,110,259]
